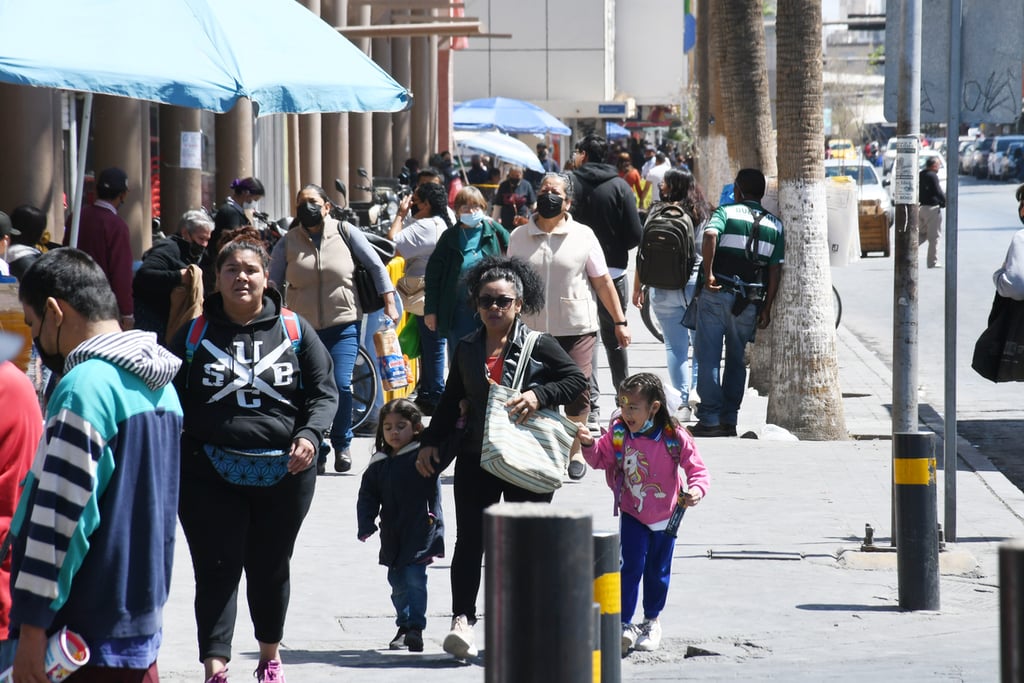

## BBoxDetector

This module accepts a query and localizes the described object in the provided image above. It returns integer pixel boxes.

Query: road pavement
[155,236,1023,681]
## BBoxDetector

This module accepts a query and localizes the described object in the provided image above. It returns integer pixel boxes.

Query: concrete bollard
[893,432,940,611]
[592,531,621,683]
[484,503,593,683]
[1000,539,1024,682]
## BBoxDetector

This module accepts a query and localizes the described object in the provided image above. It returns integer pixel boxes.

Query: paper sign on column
[180,132,202,170]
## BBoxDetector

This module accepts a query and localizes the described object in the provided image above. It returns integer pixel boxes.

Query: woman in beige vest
[507,172,631,480]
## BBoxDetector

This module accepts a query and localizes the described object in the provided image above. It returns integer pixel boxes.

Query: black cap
[97,167,128,194]
[0,211,20,238]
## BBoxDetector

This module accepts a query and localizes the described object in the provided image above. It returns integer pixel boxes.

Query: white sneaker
[677,406,693,423]
[621,622,641,655]
[688,389,700,411]
[634,618,662,651]
[443,614,477,659]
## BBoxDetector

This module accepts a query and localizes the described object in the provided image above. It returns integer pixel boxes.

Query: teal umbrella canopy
[453,97,571,135]
[0,0,410,114]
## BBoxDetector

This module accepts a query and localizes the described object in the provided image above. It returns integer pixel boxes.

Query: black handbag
[336,222,395,313]
[972,292,1024,382]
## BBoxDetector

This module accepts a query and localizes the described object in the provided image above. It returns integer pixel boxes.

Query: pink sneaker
[256,660,285,683]
[204,670,229,683]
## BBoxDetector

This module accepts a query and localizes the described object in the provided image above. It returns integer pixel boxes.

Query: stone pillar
[299,0,323,190]
[410,15,431,166]
[437,44,453,159]
[348,4,373,202]
[215,98,254,210]
[0,85,60,239]
[93,95,149,257]
[373,34,394,178]
[428,33,439,157]
[391,24,413,174]
[323,0,349,199]
[160,106,203,235]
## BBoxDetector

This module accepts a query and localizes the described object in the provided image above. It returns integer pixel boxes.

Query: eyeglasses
[477,295,516,310]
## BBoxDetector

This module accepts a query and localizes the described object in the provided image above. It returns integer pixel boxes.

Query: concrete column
[349,4,373,202]
[323,0,349,197]
[0,84,60,238]
[299,0,323,190]
[159,106,203,235]
[93,95,149,257]
[215,98,254,210]
[373,35,394,177]
[437,44,453,159]
[428,33,439,157]
[391,24,413,173]
[410,15,431,166]
[287,115,301,205]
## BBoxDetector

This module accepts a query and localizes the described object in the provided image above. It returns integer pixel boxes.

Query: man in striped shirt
[690,169,784,438]
[10,249,183,680]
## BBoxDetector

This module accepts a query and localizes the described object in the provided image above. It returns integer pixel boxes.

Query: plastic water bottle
[664,492,687,538]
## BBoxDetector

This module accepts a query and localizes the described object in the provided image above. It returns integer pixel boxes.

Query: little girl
[356,398,444,653]
[578,372,709,656]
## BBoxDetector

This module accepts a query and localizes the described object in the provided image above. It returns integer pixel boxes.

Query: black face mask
[296,201,323,228]
[33,308,65,376]
[536,193,564,219]
[188,242,206,261]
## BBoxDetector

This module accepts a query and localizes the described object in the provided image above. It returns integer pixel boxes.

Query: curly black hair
[463,256,546,316]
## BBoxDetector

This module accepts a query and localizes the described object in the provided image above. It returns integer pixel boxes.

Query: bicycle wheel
[640,289,665,342]
[832,285,842,329]
[351,345,379,430]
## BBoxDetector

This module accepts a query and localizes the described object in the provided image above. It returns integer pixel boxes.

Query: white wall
[614,0,686,104]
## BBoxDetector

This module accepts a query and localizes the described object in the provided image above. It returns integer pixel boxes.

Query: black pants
[592,274,630,412]
[178,445,316,661]
[451,454,553,621]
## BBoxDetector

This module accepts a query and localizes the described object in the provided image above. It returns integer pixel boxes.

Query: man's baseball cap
[0,211,20,238]
[97,167,128,194]
[0,332,23,363]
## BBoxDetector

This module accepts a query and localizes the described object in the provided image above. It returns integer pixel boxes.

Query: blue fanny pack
[203,444,291,486]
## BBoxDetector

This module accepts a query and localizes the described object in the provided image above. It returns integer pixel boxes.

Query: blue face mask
[460,210,484,228]
[633,417,656,435]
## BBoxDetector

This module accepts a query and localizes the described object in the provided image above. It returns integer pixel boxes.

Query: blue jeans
[620,512,675,623]
[317,320,361,452]
[388,563,429,630]
[0,638,15,670]
[649,285,697,404]
[694,288,757,426]
[416,315,446,405]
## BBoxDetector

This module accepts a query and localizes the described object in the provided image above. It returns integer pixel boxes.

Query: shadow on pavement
[795,604,900,612]
[258,649,483,669]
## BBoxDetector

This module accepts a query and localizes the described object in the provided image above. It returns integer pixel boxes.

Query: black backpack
[636,203,696,289]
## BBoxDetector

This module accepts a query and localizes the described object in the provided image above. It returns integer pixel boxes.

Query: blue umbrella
[453,97,571,136]
[606,121,630,140]
[454,131,544,173]
[0,0,410,115]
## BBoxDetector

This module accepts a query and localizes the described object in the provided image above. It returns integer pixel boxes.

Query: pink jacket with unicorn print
[582,419,710,526]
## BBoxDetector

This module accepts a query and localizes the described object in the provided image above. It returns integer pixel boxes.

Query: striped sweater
[9,330,182,649]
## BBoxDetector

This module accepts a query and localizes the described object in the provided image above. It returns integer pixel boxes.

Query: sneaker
[334,448,352,473]
[389,626,409,650]
[634,618,662,652]
[677,406,693,423]
[443,614,477,659]
[687,422,728,437]
[621,622,641,655]
[688,388,700,411]
[586,411,602,432]
[255,660,285,683]
[205,670,229,683]
[567,457,587,481]
[404,627,424,652]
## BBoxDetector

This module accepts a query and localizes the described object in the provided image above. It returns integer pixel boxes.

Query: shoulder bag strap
[510,330,540,391]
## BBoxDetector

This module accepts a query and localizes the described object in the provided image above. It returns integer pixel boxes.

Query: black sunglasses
[477,295,516,310]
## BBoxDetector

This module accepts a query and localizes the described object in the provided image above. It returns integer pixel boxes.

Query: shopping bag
[972,293,1024,382]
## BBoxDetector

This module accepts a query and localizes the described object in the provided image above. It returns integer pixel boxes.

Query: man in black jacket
[918,156,946,269]
[133,209,213,344]
[571,134,644,420]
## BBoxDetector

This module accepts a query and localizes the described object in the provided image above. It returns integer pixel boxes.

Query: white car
[825,159,894,225]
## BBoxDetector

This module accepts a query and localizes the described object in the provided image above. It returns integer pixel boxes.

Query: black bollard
[1000,540,1024,682]
[893,432,940,611]
[593,532,621,683]
[485,503,593,683]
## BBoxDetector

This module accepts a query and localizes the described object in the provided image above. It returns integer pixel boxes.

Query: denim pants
[620,512,675,623]
[317,320,361,451]
[415,314,446,405]
[649,285,697,404]
[388,563,429,630]
[694,288,757,426]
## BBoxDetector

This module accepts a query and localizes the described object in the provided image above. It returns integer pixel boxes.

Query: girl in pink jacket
[579,372,709,655]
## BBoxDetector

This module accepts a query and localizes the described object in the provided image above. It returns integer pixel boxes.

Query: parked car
[828,138,859,161]
[971,137,995,178]
[986,135,1024,181]
[958,140,977,175]
[825,159,894,225]
[882,151,947,198]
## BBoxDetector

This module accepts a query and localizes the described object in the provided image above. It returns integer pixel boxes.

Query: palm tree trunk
[766,0,846,439]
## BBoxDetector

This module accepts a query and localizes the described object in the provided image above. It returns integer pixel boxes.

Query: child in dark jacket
[357,399,444,652]
[578,373,709,656]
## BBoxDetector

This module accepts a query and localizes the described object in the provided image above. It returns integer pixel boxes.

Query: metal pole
[999,539,1024,682]
[894,432,940,611]
[485,503,593,683]
[592,602,602,682]
[943,0,963,544]
[593,531,621,683]
[69,93,92,250]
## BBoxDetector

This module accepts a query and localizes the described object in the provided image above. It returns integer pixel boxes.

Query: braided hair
[415,182,454,231]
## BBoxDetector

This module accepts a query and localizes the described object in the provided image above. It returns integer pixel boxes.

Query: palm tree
[765,0,846,438]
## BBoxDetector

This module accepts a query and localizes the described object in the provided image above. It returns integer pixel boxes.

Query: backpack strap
[279,307,302,353]
[185,314,208,365]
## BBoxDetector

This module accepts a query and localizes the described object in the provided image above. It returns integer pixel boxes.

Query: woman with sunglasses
[414,255,585,660]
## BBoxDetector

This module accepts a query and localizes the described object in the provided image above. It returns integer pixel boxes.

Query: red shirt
[485,355,503,384]
[67,202,134,317]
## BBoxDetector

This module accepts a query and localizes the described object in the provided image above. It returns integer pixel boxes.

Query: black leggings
[178,446,316,661]
[450,454,553,621]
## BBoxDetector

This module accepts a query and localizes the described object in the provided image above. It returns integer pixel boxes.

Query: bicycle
[351,344,379,430]
[640,284,842,342]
